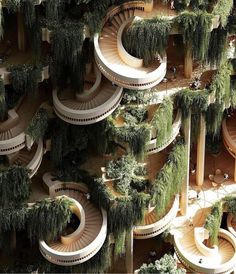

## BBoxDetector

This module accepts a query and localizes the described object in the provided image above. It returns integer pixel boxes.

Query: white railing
[27,139,44,178]
[147,110,181,154]
[53,85,123,125]
[222,119,236,158]
[133,195,179,239]
[39,181,107,266]
[174,228,236,274]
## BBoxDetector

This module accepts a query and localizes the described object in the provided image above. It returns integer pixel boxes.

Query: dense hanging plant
[204,201,223,247]
[21,0,36,29]
[176,11,212,61]
[205,103,224,136]
[123,17,172,65]
[27,196,72,242]
[152,98,173,147]
[9,64,42,96]
[152,140,187,218]
[213,0,233,27]
[51,21,86,92]
[0,78,7,122]
[0,166,31,207]
[207,26,228,67]
[25,108,49,142]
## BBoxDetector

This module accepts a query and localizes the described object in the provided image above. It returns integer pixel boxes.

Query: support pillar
[184,45,193,79]
[196,114,206,186]
[17,12,26,51]
[125,229,133,273]
[180,113,191,216]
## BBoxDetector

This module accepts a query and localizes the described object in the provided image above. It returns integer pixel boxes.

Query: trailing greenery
[139,254,186,274]
[204,201,223,247]
[152,140,187,218]
[9,64,42,96]
[121,89,152,105]
[175,89,209,119]
[51,21,86,92]
[206,103,224,136]
[25,108,49,142]
[0,78,7,122]
[21,0,36,29]
[0,166,31,207]
[4,0,21,12]
[207,26,228,67]
[176,11,212,61]
[152,98,173,147]
[213,0,233,27]
[123,17,172,65]
[27,196,72,242]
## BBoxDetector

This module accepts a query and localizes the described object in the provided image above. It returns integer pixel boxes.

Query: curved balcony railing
[222,118,236,158]
[133,195,179,239]
[147,110,181,154]
[94,2,167,90]
[53,82,123,125]
[40,176,107,266]
[174,228,236,274]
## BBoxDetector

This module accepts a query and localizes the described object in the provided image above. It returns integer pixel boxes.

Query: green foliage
[121,89,152,105]
[207,26,227,67]
[213,0,233,27]
[123,17,172,65]
[51,21,86,92]
[139,254,186,274]
[223,196,236,217]
[0,78,7,122]
[153,141,187,218]
[205,201,223,247]
[4,0,21,12]
[175,89,209,119]
[21,0,36,29]
[152,98,173,147]
[27,196,72,242]
[206,103,224,136]
[176,11,212,61]
[25,108,49,141]
[51,119,88,167]
[0,166,31,207]
[9,64,42,96]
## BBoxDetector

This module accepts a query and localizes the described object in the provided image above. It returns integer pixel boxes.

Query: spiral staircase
[222,114,236,158]
[53,67,123,125]
[40,175,107,266]
[94,1,167,90]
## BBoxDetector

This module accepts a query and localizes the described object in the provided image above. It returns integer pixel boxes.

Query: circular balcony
[222,115,236,158]
[94,2,167,90]
[133,195,179,239]
[53,68,123,125]
[40,175,107,266]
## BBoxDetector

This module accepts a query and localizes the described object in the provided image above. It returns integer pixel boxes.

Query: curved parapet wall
[222,118,236,158]
[94,2,167,90]
[133,195,179,239]
[147,110,181,154]
[39,176,107,266]
[174,228,236,274]
[53,81,123,125]
[27,139,44,178]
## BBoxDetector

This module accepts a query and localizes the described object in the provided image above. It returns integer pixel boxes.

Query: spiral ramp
[223,114,236,158]
[94,2,167,90]
[39,176,107,266]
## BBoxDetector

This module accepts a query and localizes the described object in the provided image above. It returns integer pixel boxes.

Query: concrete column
[196,114,206,186]
[180,113,191,216]
[125,229,133,273]
[184,45,193,79]
[17,12,26,51]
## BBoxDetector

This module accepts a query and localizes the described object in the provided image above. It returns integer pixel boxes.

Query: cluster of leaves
[152,98,173,147]
[176,11,213,61]
[121,89,152,105]
[123,17,172,65]
[212,0,233,27]
[139,254,186,274]
[152,140,187,218]
[204,201,223,247]
[9,64,42,96]
[0,166,31,207]
[25,108,49,142]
